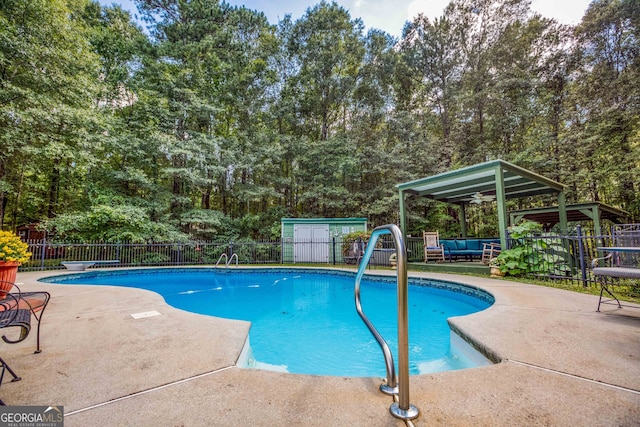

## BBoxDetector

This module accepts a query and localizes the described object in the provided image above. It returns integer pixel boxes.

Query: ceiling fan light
[470,192,496,204]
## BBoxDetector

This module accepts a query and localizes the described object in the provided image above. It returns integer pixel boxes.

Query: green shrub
[136,252,170,265]
[495,221,571,277]
[341,230,372,254]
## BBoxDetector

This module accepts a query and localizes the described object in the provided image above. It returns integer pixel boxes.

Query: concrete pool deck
[2,268,639,426]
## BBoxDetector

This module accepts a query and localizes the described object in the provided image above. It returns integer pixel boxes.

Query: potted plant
[389,253,397,269]
[0,230,32,289]
[488,257,505,277]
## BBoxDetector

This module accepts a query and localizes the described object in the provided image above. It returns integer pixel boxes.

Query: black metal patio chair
[0,289,32,406]
[0,281,50,353]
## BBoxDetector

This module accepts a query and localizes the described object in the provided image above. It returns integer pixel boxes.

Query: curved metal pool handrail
[228,253,238,267]
[354,224,419,420]
[354,229,397,394]
[214,253,228,268]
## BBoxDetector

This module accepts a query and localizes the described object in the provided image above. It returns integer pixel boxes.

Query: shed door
[294,224,329,263]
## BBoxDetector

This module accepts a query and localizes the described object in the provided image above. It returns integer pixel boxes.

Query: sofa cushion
[465,240,482,250]
[441,240,456,251]
[454,239,467,250]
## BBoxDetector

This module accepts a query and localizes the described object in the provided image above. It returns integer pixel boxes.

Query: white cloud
[358,0,590,36]
[407,0,449,22]
[351,0,410,36]
[530,0,590,25]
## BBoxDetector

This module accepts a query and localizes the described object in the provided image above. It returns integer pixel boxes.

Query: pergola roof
[397,160,568,247]
[509,202,630,228]
[396,159,565,205]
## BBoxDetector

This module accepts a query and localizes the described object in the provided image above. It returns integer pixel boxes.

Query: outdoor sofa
[440,238,500,262]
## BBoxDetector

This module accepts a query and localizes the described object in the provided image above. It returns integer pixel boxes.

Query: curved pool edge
[39,265,496,309]
[447,320,502,364]
[37,266,498,375]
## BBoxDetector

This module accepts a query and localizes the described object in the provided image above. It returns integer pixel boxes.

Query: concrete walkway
[2,269,639,426]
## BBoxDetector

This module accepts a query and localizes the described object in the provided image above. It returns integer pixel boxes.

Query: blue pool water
[41,268,494,377]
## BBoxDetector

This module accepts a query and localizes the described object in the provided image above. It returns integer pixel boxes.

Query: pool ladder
[214,253,238,269]
[354,224,419,420]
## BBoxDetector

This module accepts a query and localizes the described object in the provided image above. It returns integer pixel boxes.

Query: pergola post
[592,205,602,236]
[557,191,568,235]
[494,165,508,249]
[398,188,407,238]
[459,203,467,238]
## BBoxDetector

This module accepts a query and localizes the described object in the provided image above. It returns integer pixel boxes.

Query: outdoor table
[596,247,640,253]
[592,247,640,311]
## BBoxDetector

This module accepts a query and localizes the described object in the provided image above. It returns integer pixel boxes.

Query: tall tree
[286,1,365,141]
[279,2,368,216]
[136,0,276,230]
[400,13,463,169]
[445,0,534,163]
[0,0,102,227]
[568,0,640,212]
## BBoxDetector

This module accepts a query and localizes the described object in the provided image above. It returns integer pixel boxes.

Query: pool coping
[4,267,640,426]
[40,266,497,374]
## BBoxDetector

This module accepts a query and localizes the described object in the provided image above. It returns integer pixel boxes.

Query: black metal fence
[18,225,640,291]
[502,224,640,287]
[20,237,401,271]
[22,240,281,271]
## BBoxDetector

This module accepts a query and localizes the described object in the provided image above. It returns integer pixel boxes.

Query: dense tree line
[1,0,638,242]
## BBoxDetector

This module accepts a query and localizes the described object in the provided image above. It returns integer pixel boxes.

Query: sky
[99,0,592,38]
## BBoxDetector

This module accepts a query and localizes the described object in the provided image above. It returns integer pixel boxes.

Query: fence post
[576,225,588,288]
[40,236,46,270]
[332,237,336,265]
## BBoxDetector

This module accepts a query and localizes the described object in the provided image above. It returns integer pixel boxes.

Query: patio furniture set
[423,231,501,264]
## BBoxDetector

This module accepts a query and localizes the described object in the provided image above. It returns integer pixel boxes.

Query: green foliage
[135,251,170,265]
[42,204,188,243]
[1,0,638,241]
[178,209,226,240]
[495,221,571,277]
[0,0,103,225]
[229,239,280,264]
[341,230,372,254]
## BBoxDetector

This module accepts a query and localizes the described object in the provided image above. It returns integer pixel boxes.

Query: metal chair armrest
[591,252,614,268]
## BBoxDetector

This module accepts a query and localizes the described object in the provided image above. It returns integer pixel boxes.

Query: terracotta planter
[490,266,504,277]
[0,261,20,297]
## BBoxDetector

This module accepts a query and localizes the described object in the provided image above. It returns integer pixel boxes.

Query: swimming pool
[41,268,494,377]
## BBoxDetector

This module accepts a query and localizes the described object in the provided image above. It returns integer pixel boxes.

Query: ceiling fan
[469,192,496,204]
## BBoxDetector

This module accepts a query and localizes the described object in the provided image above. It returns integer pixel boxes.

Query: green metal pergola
[396,160,568,249]
[509,202,630,235]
